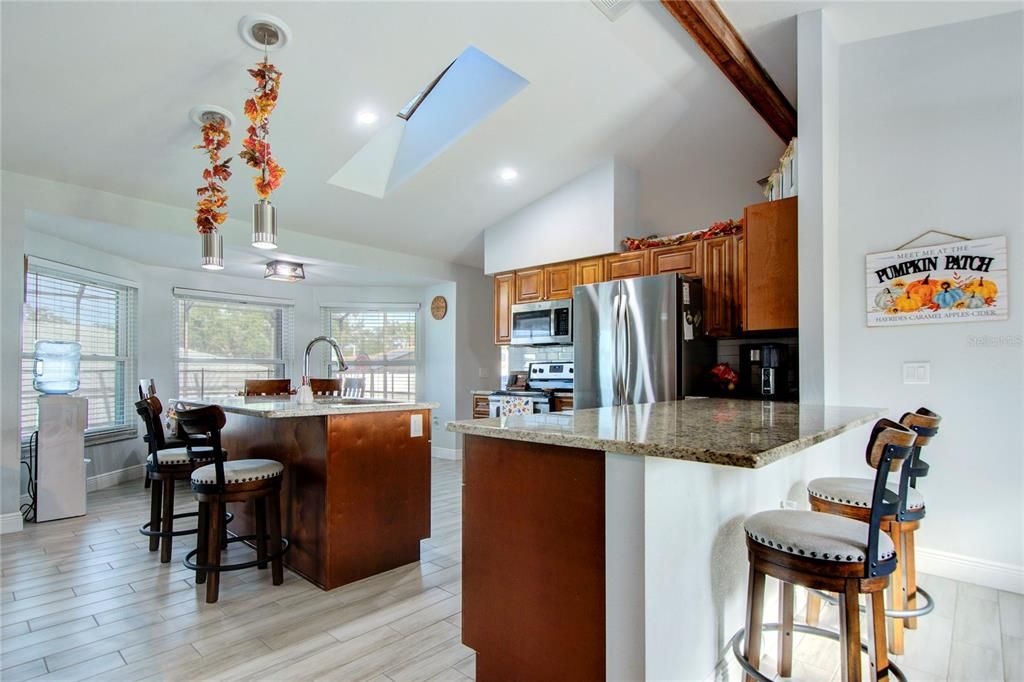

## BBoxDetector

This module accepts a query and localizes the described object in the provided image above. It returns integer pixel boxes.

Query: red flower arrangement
[622,219,743,251]
[239,59,286,199]
[194,118,232,234]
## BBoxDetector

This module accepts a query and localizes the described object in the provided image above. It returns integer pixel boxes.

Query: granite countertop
[177,395,439,419]
[447,399,885,468]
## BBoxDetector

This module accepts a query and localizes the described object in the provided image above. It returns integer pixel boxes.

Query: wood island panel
[462,435,605,680]
[220,409,431,590]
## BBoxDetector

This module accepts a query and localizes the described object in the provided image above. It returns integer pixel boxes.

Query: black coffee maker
[739,343,790,400]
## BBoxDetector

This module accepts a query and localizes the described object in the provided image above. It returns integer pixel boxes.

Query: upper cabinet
[702,235,739,337]
[651,242,702,277]
[604,251,650,281]
[544,263,575,300]
[743,197,798,331]
[494,272,514,344]
[575,258,604,288]
[515,268,544,304]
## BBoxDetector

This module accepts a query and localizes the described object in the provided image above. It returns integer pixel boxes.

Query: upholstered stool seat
[146,446,218,466]
[191,459,283,486]
[808,477,925,511]
[745,510,896,563]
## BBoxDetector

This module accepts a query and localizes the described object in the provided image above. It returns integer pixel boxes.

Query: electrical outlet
[902,361,930,385]
[780,499,798,510]
[479,367,489,378]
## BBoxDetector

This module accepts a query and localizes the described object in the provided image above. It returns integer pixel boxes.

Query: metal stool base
[808,586,934,619]
[139,511,233,539]
[183,534,289,573]
[729,623,907,682]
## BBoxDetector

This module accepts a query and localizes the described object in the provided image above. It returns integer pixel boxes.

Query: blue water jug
[33,341,81,394]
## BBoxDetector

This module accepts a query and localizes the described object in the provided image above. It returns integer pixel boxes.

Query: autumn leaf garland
[239,59,286,199]
[194,118,232,234]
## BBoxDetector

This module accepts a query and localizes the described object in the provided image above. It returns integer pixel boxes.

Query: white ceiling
[26,212,441,287]
[1,1,785,269]
[719,0,1023,106]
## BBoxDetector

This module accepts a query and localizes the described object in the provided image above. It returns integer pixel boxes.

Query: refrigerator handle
[612,293,621,405]
[616,291,627,405]
[622,299,631,403]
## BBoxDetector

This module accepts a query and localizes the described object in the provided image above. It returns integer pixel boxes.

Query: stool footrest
[140,511,233,539]
[729,623,907,682]
[807,585,934,619]
[183,534,289,573]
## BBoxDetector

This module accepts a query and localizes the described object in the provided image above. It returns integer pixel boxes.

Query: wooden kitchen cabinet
[544,263,575,300]
[552,395,573,413]
[575,258,604,287]
[652,242,702,277]
[743,197,798,331]
[515,268,544,303]
[473,395,492,419]
[493,272,514,344]
[702,235,739,337]
[604,251,650,281]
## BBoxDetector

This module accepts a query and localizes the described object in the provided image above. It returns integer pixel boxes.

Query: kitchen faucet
[303,336,349,380]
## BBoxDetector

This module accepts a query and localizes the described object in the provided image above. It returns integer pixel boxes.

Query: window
[21,259,138,443]
[321,305,419,401]
[174,289,294,400]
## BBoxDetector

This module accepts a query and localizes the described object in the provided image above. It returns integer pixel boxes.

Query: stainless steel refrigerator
[573,273,711,409]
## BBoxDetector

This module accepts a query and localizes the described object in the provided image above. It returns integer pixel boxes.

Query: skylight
[327,46,529,198]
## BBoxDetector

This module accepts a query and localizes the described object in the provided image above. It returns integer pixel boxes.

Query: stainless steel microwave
[510,300,572,346]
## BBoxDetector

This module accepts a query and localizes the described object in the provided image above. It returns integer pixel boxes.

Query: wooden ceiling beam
[661,0,797,142]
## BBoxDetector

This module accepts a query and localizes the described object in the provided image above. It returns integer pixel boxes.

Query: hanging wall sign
[866,235,1008,326]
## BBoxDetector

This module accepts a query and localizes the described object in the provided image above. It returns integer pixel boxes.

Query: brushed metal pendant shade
[201,231,224,270]
[252,199,278,249]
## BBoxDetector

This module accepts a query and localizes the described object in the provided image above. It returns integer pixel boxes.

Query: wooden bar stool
[175,405,289,604]
[309,378,341,396]
[735,419,917,682]
[805,408,941,654]
[135,398,224,562]
[243,378,291,396]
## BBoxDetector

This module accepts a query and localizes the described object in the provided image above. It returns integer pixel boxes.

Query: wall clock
[430,295,448,320]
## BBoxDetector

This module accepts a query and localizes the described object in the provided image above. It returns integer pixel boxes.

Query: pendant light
[239,15,289,250]
[190,105,234,270]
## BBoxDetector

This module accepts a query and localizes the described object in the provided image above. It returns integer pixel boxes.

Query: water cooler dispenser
[31,341,89,522]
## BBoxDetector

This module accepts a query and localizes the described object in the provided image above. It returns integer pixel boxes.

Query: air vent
[591,0,635,22]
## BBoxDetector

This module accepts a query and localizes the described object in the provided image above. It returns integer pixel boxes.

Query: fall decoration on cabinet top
[241,59,286,199]
[865,235,1008,326]
[194,116,232,234]
[622,218,742,251]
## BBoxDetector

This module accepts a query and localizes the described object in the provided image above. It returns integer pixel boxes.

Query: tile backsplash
[500,345,574,388]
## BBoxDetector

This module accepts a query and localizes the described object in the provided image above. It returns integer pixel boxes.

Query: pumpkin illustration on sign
[240,59,286,199]
[874,287,903,310]
[893,290,923,313]
[905,274,943,306]
[933,281,964,309]
[963,277,998,302]
[962,291,987,309]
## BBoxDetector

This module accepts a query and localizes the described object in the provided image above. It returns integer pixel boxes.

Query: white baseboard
[86,464,146,493]
[431,446,462,461]
[0,512,24,535]
[917,546,1024,595]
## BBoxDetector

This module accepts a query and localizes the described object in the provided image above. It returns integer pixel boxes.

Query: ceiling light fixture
[264,260,305,282]
[356,109,379,126]
[240,15,289,251]
[201,232,225,271]
[192,106,233,270]
[499,167,519,182]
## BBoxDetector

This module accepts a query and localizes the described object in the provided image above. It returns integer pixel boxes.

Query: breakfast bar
[180,396,439,590]
[448,399,885,681]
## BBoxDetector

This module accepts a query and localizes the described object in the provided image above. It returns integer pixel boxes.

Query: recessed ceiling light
[499,167,519,182]
[356,109,379,126]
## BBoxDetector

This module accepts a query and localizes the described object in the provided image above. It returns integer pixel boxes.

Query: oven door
[510,301,572,345]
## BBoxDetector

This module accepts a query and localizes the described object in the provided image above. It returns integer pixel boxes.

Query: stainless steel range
[488,362,573,417]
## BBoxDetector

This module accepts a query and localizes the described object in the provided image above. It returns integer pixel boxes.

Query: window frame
[173,288,295,401]
[20,257,139,445]
[320,303,421,402]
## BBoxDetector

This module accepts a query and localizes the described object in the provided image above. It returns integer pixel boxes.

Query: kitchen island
[180,396,438,590]
[447,399,885,681]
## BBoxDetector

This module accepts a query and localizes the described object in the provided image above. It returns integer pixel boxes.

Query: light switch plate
[902,361,930,385]
[410,414,423,437]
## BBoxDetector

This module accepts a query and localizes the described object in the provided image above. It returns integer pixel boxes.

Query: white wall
[483,159,633,274]
[834,13,1023,587]
[1,173,499,526]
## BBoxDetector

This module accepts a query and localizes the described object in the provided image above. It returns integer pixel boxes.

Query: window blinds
[174,290,295,400]
[320,305,419,401]
[21,259,138,441]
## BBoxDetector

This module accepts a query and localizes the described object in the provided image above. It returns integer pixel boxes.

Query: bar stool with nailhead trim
[804,408,941,654]
[175,405,289,603]
[731,419,918,682]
